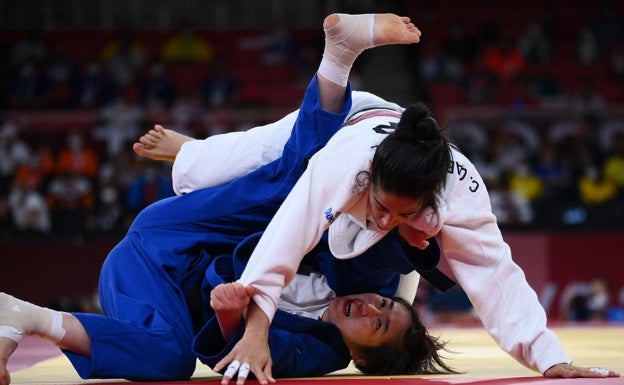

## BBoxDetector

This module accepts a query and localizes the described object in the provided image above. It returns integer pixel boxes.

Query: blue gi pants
[64,75,353,380]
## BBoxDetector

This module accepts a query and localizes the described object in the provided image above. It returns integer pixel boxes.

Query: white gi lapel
[328,198,387,259]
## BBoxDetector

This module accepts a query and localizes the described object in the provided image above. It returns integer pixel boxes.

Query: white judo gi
[171,91,572,374]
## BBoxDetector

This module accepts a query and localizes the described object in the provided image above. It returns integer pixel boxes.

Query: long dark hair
[354,297,458,375]
[370,103,451,212]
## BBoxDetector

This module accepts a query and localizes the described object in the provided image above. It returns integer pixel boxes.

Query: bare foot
[322,13,421,66]
[132,125,194,162]
[1,293,32,385]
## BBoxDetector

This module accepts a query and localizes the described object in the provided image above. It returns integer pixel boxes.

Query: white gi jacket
[172,91,571,374]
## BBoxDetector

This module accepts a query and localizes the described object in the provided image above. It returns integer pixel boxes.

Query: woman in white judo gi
[134,14,620,385]
[1,12,454,385]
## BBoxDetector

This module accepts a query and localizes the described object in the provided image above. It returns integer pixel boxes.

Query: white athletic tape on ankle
[323,14,374,67]
[48,310,66,342]
[318,59,350,87]
[0,325,24,343]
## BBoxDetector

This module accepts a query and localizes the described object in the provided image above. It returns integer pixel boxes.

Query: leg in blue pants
[63,75,352,380]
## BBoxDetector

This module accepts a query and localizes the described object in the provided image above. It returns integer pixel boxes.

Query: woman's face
[325,293,411,349]
[368,187,421,232]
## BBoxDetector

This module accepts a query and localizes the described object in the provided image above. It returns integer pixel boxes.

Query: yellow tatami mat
[9,324,624,384]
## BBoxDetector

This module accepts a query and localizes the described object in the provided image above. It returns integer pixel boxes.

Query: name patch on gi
[324,208,340,224]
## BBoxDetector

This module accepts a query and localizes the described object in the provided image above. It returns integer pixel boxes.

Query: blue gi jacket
[193,230,441,378]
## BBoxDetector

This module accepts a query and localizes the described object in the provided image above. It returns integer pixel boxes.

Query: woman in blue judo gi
[0,12,454,385]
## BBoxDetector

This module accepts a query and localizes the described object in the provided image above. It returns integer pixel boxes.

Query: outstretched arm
[215,13,421,385]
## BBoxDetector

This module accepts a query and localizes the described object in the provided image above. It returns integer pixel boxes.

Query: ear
[349,349,367,367]
[368,160,373,172]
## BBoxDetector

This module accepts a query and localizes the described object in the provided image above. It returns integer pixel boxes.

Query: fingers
[245,284,256,298]
[220,361,256,385]
[222,359,240,381]
[223,283,251,304]
[236,362,250,385]
[544,363,619,378]
[587,367,618,377]
[250,360,275,385]
[211,283,252,309]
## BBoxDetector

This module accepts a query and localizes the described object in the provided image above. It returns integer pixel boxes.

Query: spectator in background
[529,70,564,108]
[415,281,477,325]
[490,170,535,228]
[46,169,94,238]
[420,47,464,85]
[124,160,173,217]
[509,158,544,204]
[7,61,45,108]
[609,45,624,82]
[589,2,624,53]
[442,21,479,65]
[549,115,604,183]
[100,32,146,90]
[7,175,51,235]
[13,144,55,195]
[602,131,624,192]
[55,132,99,180]
[463,57,499,104]
[0,122,31,236]
[260,25,302,68]
[78,61,116,108]
[518,20,552,65]
[236,23,302,68]
[161,22,214,65]
[532,143,571,199]
[566,276,617,322]
[578,163,619,228]
[141,61,177,111]
[482,34,525,84]
[490,122,532,173]
[200,59,240,108]
[576,25,601,65]
[41,44,80,108]
[584,163,613,199]
[92,91,145,158]
[9,30,47,68]
[0,122,31,197]
[86,165,124,234]
[567,81,607,113]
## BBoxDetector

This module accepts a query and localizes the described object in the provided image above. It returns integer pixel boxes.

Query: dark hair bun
[397,102,439,141]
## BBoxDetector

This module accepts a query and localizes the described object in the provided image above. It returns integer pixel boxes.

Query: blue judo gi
[193,230,441,378]
[62,75,442,381]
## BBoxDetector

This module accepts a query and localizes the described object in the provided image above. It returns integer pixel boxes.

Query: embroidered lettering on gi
[371,122,397,135]
[448,160,480,192]
[324,208,340,224]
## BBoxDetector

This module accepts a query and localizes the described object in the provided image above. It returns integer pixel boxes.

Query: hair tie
[422,116,438,127]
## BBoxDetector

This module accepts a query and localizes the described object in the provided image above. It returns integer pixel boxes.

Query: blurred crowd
[560,275,624,322]
[0,124,175,240]
[1,2,624,241]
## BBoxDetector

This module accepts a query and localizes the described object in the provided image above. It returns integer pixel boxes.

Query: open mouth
[344,300,354,317]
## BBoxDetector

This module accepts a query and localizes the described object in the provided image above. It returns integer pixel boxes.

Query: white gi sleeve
[237,127,372,322]
[172,91,403,195]
[172,110,299,194]
[438,149,572,373]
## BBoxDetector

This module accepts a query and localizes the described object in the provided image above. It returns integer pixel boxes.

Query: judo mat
[8,324,624,385]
